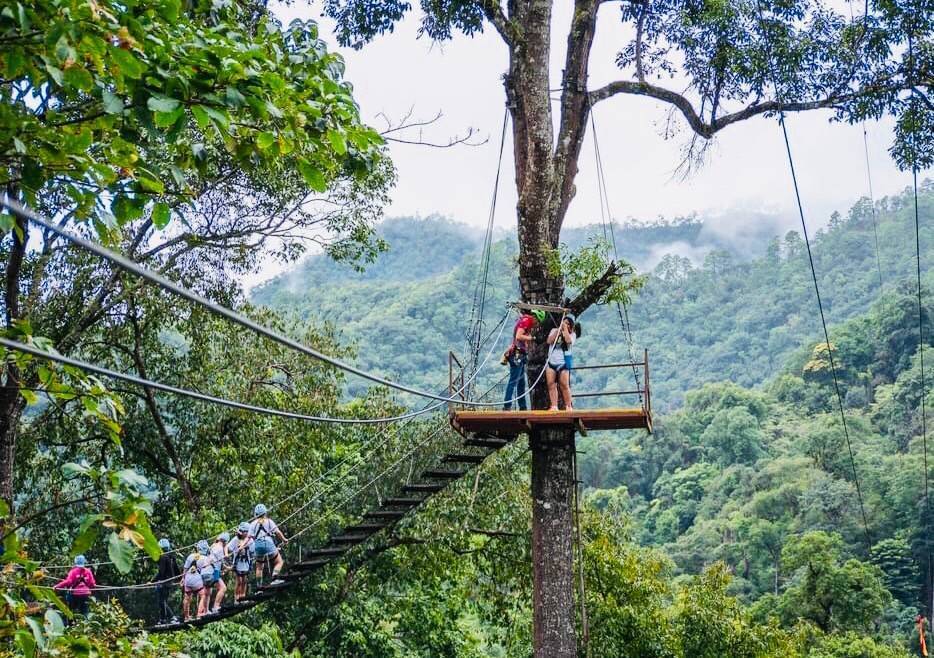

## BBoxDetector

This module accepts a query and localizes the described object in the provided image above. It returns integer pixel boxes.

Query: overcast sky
[270,1,929,235]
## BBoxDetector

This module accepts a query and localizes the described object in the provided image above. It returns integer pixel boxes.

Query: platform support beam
[530,426,577,658]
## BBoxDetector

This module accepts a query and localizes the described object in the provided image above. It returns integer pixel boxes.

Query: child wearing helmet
[53,555,96,618]
[182,541,213,620]
[208,532,230,613]
[154,538,180,624]
[503,309,545,411]
[227,522,255,603]
[248,504,287,585]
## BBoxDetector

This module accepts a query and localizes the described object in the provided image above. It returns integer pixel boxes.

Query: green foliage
[772,532,891,633]
[0,0,384,225]
[185,622,297,658]
[546,237,645,305]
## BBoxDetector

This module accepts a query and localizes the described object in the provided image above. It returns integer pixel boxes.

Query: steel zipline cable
[753,0,873,551]
[0,310,510,426]
[0,198,539,408]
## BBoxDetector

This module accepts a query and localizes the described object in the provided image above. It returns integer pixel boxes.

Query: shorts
[547,361,569,373]
[213,566,221,581]
[200,573,215,587]
[254,537,278,558]
[183,573,203,592]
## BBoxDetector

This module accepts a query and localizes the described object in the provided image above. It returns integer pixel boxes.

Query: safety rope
[589,108,643,402]
[465,109,509,392]
[753,0,873,552]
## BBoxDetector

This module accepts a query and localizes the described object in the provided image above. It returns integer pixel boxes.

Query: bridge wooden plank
[452,408,650,437]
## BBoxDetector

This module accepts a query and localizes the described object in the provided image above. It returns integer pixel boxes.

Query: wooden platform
[451,407,652,436]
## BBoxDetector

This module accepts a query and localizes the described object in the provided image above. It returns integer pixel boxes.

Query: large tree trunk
[503,0,597,652]
[0,200,27,510]
[530,428,578,658]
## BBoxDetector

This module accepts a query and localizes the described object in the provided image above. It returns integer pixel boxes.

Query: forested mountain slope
[254,183,934,408]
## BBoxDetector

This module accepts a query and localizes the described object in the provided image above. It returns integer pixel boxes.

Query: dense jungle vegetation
[2,0,933,654]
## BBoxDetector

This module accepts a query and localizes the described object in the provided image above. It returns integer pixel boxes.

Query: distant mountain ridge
[252,184,934,409]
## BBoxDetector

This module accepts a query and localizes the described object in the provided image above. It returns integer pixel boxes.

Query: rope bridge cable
[40,390,454,572]
[0,337,446,425]
[908,31,932,518]
[0,198,529,409]
[589,108,643,402]
[907,28,934,623]
[35,316,511,571]
[37,421,452,592]
[465,109,509,386]
[752,0,873,551]
[0,314,511,445]
[44,372,512,594]
[39,334,515,573]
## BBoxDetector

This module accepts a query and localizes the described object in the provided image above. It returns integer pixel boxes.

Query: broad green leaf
[256,131,276,150]
[14,629,35,658]
[109,47,145,79]
[23,616,44,650]
[299,161,327,193]
[107,532,135,573]
[327,129,347,155]
[44,63,63,86]
[151,202,171,229]
[137,174,165,194]
[190,105,210,130]
[71,523,99,557]
[147,95,181,113]
[102,90,124,115]
[154,106,185,128]
[62,462,91,478]
[115,468,149,489]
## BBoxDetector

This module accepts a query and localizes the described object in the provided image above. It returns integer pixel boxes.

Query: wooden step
[329,533,371,544]
[345,523,386,533]
[257,580,291,593]
[291,557,332,572]
[422,470,465,480]
[464,437,509,449]
[364,510,407,520]
[301,546,348,558]
[383,497,422,506]
[442,453,485,464]
[402,483,445,493]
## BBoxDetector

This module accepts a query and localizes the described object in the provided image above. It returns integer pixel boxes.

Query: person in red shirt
[53,555,96,618]
[503,309,545,410]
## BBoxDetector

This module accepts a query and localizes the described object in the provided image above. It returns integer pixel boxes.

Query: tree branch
[588,80,865,139]
[567,262,623,316]
[479,0,516,45]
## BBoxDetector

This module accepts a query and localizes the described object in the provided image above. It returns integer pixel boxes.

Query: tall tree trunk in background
[502,0,600,654]
[0,196,27,510]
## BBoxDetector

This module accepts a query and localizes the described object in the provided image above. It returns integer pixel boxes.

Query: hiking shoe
[268,578,285,586]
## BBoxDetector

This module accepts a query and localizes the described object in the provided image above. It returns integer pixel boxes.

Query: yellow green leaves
[1,0,385,236]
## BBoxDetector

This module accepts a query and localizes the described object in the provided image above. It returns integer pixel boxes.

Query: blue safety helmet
[218,532,230,543]
[237,522,250,534]
[196,540,210,554]
[74,555,86,567]
[254,503,267,517]
[158,538,171,550]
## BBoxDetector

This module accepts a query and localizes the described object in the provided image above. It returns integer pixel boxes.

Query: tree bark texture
[530,428,577,658]
[502,1,602,655]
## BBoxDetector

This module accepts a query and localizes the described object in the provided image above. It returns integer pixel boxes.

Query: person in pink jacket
[53,555,96,617]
